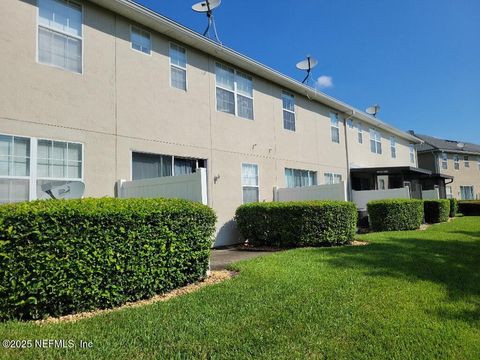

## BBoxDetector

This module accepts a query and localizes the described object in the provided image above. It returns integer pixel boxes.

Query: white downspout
[343,110,355,201]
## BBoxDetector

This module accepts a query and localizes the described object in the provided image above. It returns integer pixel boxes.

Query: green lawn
[1,217,480,359]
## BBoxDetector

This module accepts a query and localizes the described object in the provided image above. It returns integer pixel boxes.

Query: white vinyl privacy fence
[274,182,347,202]
[117,168,208,205]
[422,189,440,200]
[352,187,411,211]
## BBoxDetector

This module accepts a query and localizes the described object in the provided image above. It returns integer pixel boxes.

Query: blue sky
[137,0,480,143]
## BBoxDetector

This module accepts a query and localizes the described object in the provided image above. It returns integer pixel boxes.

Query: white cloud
[316,75,333,89]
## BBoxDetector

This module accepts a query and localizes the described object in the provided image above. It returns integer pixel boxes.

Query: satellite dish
[366,105,381,117]
[192,0,222,43]
[457,142,465,149]
[296,55,318,84]
[40,181,85,200]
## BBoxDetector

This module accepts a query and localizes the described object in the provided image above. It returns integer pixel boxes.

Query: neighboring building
[1,0,425,245]
[413,132,480,200]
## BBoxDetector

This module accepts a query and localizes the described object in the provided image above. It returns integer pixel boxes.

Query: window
[0,134,83,204]
[370,129,382,154]
[390,137,396,158]
[446,186,453,199]
[454,155,460,170]
[357,124,363,144]
[282,91,296,131]
[38,0,83,73]
[478,157,480,171]
[285,168,317,188]
[441,153,448,170]
[216,63,253,120]
[132,152,204,180]
[409,144,415,164]
[460,186,475,200]
[170,43,187,91]
[347,119,354,129]
[241,163,259,203]
[379,179,386,190]
[131,26,151,54]
[464,155,470,168]
[324,173,342,185]
[330,113,340,143]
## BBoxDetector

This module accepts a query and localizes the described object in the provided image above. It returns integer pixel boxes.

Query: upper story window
[441,153,448,170]
[390,137,396,158]
[357,124,363,144]
[282,91,296,131]
[131,26,151,54]
[324,173,342,185]
[464,155,470,168]
[38,0,83,73]
[170,43,187,91]
[370,129,382,154]
[347,119,354,128]
[285,168,317,188]
[453,155,460,170]
[216,63,253,120]
[330,113,340,143]
[241,163,259,203]
[409,144,415,164]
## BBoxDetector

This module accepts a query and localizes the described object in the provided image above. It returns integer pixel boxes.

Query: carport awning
[350,166,432,176]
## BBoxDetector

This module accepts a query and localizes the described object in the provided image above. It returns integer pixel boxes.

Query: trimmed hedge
[367,199,424,231]
[449,198,458,217]
[235,201,357,248]
[458,201,480,216]
[424,199,450,224]
[0,198,216,320]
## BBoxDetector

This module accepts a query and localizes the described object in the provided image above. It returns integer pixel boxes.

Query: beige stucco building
[415,133,480,200]
[1,0,423,245]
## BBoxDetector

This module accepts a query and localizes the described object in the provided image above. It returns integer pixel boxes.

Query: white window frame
[446,185,453,199]
[370,129,382,154]
[324,172,342,185]
[0,132,84,202]
[454,155,460,170]
[282,91,296,131]
[130,25,151,55]
[440,153,448,170]
[169,42,187,91]
[464,155,470,168]
[357,123,363,144]
[36,0,84,74]
[284,168,317,188]
[390,137,397,159]
[409,144,416,164]
[241,163,259,204]
[330,112,340,144]
[215,62,254,120]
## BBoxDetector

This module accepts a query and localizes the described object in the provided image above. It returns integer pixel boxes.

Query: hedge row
[0,198,216,320]
[367,199,424,231]
[449,198,458,218]
[458,201,480,216]
[424,200,450,224]
[235,201,357,248]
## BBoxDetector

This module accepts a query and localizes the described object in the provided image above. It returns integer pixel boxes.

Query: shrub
[0,198,216,320]
[424,200,450,223]
[367,199,424,231]
[235,201,357,248]
[458,201,480,216]
[449,198,458,217]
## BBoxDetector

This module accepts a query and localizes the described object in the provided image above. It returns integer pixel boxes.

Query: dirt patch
[419,224,431,231]
[36,270,237,325]
[350,240,369,246]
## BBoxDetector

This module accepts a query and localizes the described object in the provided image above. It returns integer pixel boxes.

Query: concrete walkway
[210,248,276,270]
